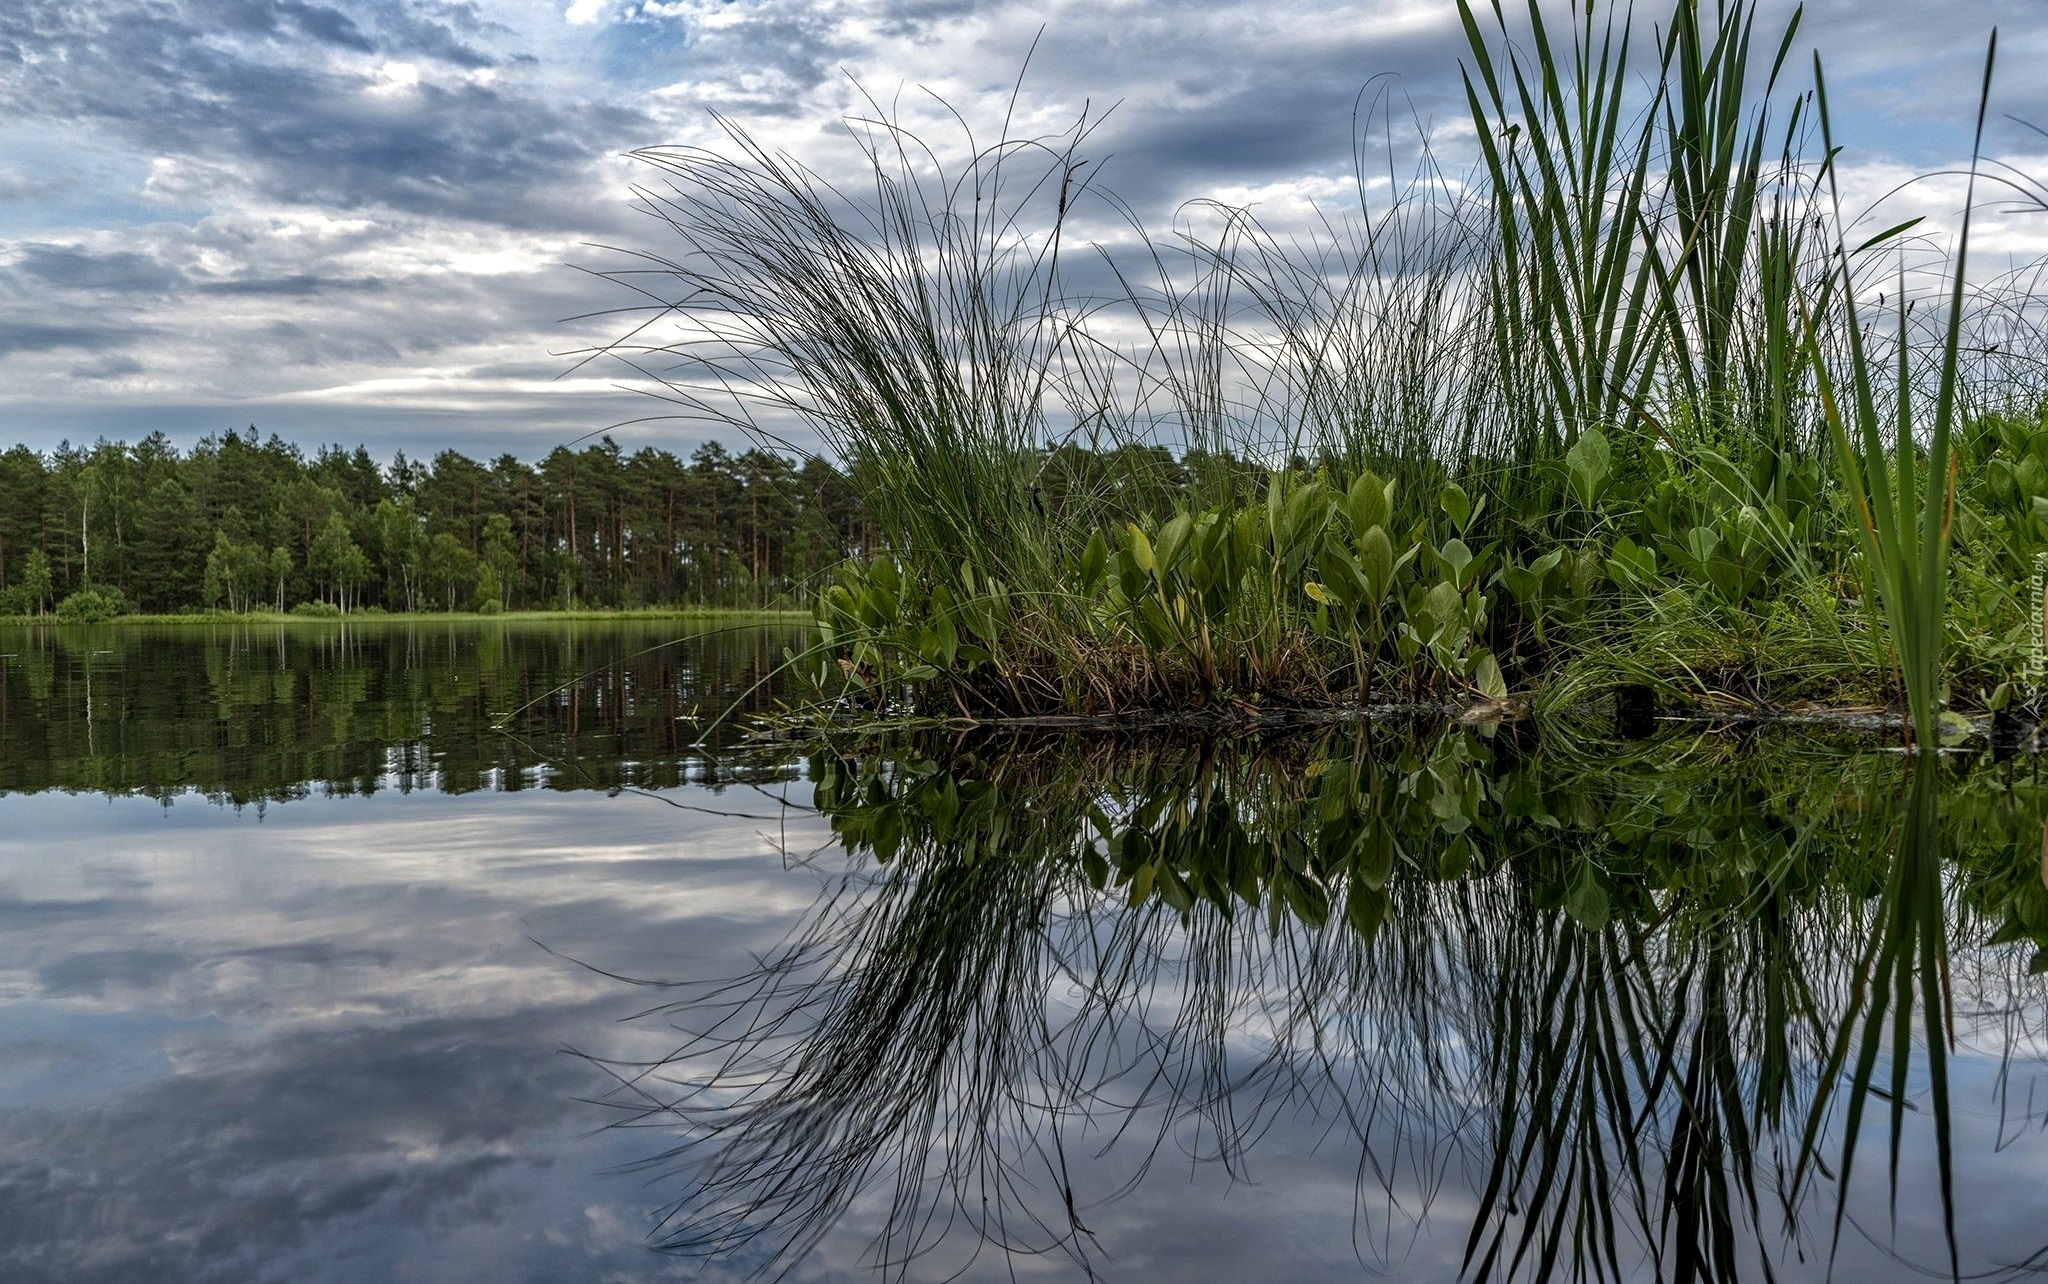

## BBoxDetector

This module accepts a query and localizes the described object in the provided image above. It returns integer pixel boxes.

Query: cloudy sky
[0,0,2043,463]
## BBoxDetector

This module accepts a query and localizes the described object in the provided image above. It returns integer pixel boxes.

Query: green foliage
[204,531,267,614]
[55,586,126,623]
[1803,39,1998,747]
[1458,0,1665,456]
[18,548,50,616]
[308,511,366,611]
[474,564,502,613]
[0,429,864,615]
[422,533,477,613]
[479,513,517,610]
[748,0,2039,724]
[290,600,342,618]
[812,469,1526,714]
[801,368,2048,717]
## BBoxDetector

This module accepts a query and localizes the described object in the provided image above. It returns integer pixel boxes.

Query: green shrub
[55,587,127,623]
[290,600,342,618]
[0,586,30,618]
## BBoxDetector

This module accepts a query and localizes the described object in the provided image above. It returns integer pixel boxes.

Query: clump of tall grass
[592,87,1120,598]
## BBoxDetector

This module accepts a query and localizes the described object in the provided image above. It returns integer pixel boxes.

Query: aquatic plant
[599,0,2048,726]
[604,84,1121,603]
[1804,39,1998,747]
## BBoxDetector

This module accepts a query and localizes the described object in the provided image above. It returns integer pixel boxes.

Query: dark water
[2,622,2046,1283]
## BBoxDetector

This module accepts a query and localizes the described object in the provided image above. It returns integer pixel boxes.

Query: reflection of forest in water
[0,621,804,802]
[598,725,2048,1282]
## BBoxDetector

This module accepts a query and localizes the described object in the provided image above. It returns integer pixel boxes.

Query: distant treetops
[0,430,870,615]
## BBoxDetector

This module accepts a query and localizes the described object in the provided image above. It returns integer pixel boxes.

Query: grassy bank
[605,0,2040,736]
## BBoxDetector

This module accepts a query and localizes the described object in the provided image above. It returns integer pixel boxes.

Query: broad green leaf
[1156,511,1194,575]
[1563,862,1610,930]
[1125,523,1154,576]
[1439,482,1473,533]
[1422,580,1463,640]
[1355,526,1394,601]
[1128,862,1157,906]
[1348,470,1391,534]
[1078,530,1108,592]
[1346,884,1388,940]
[1438,537,1475,588]
[1566,427,1612,507]
[1473,650,1508,701]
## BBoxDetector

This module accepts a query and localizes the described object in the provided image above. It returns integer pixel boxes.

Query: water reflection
[6,623,2045,1280]
[0,785,830,1284]
[599,725,2048,1282]
[0,622,820,1281]
[0,620,803,802]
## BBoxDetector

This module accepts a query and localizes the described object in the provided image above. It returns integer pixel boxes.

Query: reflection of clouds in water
[607,739,2048,1283]
[11,775,2048,1282]
[0,786,826,1284]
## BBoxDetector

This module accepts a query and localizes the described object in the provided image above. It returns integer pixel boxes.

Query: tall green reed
[1804,37,1997,747]
[1647,0,1822,499]
[1458,0,1665,475]
[1651,1,1804,411]
[1456,0,1830,527]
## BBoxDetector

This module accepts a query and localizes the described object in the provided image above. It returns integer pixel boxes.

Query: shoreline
[0,608,812,626]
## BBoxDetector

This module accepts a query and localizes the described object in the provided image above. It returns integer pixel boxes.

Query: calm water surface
[2,622,2046,1282]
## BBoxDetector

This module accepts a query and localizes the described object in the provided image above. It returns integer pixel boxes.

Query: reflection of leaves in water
[582,725,2048,1281]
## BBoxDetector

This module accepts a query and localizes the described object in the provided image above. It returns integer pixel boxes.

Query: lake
[2,621,2045,1282]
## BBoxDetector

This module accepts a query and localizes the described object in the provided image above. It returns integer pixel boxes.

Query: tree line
[0,429,875,616]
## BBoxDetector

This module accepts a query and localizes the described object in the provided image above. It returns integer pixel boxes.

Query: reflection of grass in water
[1794,763,1957,1275]
[580,728,2048,1280]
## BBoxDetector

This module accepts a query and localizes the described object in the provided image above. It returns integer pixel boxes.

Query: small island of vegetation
[589,0,2046,745]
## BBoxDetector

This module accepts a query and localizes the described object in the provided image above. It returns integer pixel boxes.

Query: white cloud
[0,0,2041,459]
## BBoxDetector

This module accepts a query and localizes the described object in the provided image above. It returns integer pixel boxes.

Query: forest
[0,429,1219,620]
[0,428,873,617]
